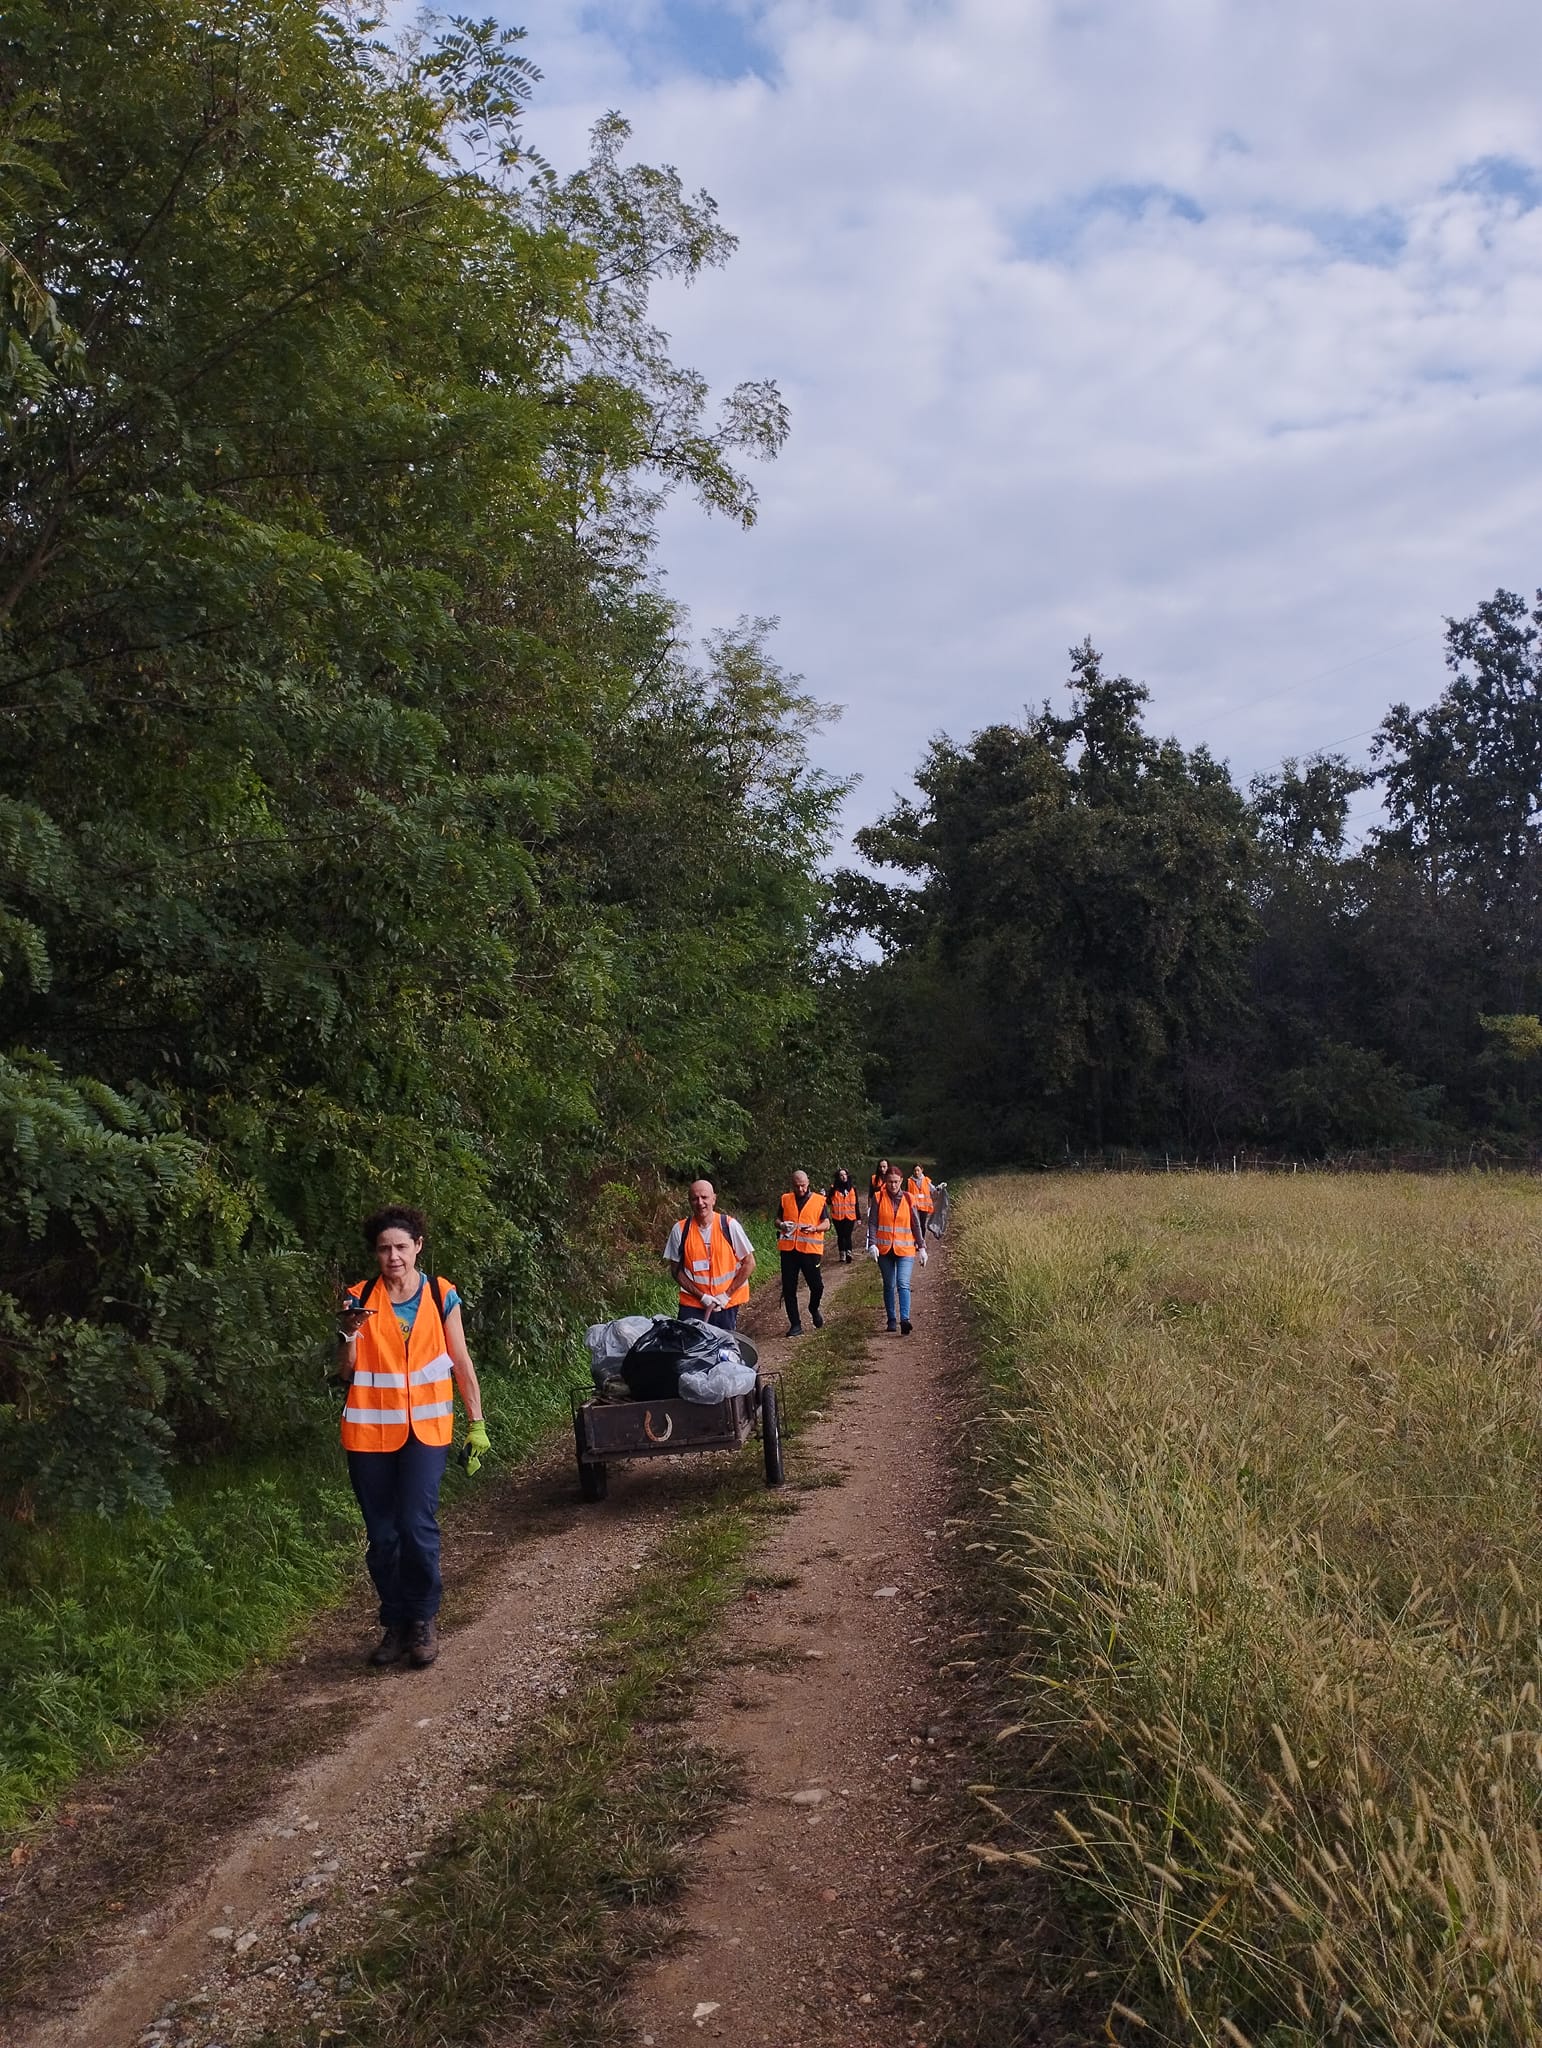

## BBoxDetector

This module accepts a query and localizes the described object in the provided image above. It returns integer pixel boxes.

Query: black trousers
[833,1219,856,1256]
[780,1249,824,1327]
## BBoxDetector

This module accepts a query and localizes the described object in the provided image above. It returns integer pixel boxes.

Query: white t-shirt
[662,1214,753,1266]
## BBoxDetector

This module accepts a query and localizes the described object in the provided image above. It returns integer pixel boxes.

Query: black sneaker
[900,1318,913,1336]
[886,1321,898,1334]
[787,1322,803,1336]
[811,1307,824,1329]
[407,1618,439,1668]
[368,1626,407,1667]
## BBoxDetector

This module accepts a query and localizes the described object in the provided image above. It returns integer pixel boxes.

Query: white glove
[868,1245,879,1262]
[919,1248,928,1267]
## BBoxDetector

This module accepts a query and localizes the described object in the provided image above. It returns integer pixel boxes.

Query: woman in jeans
[865,1165,927,1335]
[336,1206,490,1669]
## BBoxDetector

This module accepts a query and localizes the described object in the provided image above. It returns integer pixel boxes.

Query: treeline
[849,597,1542,1163]
[0,3,870,1512]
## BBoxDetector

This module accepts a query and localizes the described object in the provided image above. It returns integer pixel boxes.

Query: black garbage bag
[622,1317,728,1399]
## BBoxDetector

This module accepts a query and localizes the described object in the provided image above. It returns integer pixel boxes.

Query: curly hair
[362,1204,428,1249]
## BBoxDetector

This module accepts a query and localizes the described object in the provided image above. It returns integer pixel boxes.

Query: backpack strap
[358,1272,381,1307]
[428,1273,447,1322]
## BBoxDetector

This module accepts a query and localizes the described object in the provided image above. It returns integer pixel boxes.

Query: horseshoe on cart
[642,1409,674,1444]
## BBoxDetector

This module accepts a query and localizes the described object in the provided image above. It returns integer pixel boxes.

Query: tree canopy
[0,2,871,1511]
[851,598,1542,1167]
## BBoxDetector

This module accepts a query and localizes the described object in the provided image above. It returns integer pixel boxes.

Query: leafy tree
[0,3,865,1509]
[1375,589,1542,901]
[850,643,1255,1161]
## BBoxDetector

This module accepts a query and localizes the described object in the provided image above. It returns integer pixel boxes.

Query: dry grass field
[955,1172,1542,2047]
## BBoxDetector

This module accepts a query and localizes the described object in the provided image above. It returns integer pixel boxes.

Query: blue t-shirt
[392,1276,460,1342]
[353,1276,461,1342]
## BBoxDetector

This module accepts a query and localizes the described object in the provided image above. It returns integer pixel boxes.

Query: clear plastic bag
[677,1351,758,1404]
[585,1314,658,1388]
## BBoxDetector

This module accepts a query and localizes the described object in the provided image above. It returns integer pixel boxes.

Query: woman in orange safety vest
[907,1166,936,1233]
[828,1168,860,1263]
[335,1205,488,1671]
[865,1166,927,1336]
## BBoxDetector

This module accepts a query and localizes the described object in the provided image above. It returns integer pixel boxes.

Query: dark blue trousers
[347,1434,450,1627]
[680,1303,740,1330]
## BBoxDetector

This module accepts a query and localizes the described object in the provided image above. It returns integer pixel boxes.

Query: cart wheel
[574,1410,608,1502]
[761,1382,784,1488]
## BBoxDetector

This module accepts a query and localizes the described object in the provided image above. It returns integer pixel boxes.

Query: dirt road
[625,1255,965,2048]
[3,1248,974,2048]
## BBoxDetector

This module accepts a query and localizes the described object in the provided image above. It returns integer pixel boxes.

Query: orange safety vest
[778,1189,828,1254]
[907,1172,935,1214]
[341,1274,457,1453]
[676,1215,751,1310]
[829,1186,858,1222]
[874,1190,921,1258]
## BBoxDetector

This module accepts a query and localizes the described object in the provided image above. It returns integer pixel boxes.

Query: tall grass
[955,1173,1542,2046]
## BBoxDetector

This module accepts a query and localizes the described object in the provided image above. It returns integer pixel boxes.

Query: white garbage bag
[585,1314,658,1388]
[678,1344,758,1404]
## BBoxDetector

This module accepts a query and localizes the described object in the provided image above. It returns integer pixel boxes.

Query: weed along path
[623,1257,965,2048]
[3,1257,882,2048]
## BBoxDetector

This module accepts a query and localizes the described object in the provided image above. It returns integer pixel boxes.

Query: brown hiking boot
[368,1626,407,1667]
[407,1619,439,1668]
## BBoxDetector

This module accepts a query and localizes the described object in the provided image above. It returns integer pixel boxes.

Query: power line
[1197,628,1434,732]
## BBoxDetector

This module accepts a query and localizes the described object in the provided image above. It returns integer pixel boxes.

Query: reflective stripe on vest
[340,1275,457,1453]
[778,1190,828,1254]
[829,1187,858,1221]
[678,1216,751,1310]
[907,1174,934,1213]
[874,1191,920,1257]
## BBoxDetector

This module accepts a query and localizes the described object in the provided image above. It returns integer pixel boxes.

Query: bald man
[662,1179,756,1331]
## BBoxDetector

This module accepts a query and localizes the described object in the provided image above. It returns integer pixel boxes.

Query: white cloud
[506,0,1542,846]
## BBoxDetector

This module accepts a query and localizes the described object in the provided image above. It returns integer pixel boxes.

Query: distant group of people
[659,1161,941,1339]
[333,1159,941,1668]
[657,1162,939,1341]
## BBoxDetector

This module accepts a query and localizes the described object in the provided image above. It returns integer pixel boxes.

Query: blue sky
[495,0,1542,854]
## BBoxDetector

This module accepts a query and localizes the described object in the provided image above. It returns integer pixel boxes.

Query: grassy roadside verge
[0,1354,574,1837]
[951,1172,1542,2048]
[0,1214,782,1838]
[325,1263,880,2048]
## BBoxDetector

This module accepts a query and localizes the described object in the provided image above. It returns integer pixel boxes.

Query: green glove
[462,1420,491,1477]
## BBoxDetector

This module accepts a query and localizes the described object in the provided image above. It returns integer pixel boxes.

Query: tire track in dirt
[623,1250,967,2048]
[6,1267,863,2048]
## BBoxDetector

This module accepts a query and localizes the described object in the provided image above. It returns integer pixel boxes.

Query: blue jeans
[347,1434,450,1626]
[879,1253,915,1327]
[680,1303,740,1330]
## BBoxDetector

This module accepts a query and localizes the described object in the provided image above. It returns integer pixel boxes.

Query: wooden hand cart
[571,1366,783,1502]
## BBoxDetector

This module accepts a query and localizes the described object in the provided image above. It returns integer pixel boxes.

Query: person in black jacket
[828,1167,860,1263]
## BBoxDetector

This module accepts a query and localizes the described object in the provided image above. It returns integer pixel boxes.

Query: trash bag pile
[583,1315,758,1404]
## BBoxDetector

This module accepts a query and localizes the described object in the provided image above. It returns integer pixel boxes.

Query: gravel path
[11,1268,864,2048]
